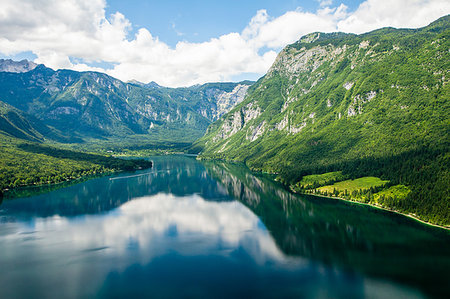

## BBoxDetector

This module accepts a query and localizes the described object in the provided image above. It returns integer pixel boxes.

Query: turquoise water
[0,156,449,298]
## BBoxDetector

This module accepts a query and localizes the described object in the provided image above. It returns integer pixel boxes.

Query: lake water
[1,156,449,298]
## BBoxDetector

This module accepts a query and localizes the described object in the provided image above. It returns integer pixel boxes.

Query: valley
[0,60,252,147]
[0,16,449,228]
[1,2,450,298]
[0,62,252,193]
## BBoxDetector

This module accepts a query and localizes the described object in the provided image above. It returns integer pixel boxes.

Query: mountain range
[0,61,252,147]
[0,62,252,191]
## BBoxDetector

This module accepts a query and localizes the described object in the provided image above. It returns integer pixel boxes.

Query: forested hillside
[0,133,152,194]
[197,16,450,226]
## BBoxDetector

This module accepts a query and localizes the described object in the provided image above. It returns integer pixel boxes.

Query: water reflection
[1,193,285,265]
[204,161,450,298]
[0,193,354,299]
[0,156,448,298]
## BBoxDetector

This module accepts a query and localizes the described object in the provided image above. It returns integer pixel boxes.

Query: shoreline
[297,190,450,231]
[5,153,447,231]
[198,156,450,231]
[1,170,117,199]
[2,164,153,199]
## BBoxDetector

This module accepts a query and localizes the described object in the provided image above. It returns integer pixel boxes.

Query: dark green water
[0,156,449,298]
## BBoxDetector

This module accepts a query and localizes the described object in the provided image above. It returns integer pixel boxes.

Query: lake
[0,156,449,298]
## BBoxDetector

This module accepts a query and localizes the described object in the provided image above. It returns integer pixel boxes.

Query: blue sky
[104,0,362,47]
[1,0,449,86]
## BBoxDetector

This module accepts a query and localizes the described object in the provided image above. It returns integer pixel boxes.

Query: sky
[0,0,449,87]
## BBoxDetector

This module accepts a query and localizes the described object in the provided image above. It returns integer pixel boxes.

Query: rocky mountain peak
[0,59,38,73]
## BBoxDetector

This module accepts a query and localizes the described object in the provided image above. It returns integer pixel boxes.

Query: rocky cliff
[198,16,449,169]
[0,59,37,73]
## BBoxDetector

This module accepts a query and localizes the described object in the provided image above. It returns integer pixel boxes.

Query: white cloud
[0,0,449,87]
[337,0,450,33]
[245,7,347,49]
[317,0,334,7]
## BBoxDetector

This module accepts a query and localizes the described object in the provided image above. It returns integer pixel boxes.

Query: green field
[374,185,411,202]
[298,171,346,188]
[318,177,389,194]
[312,177,416,209]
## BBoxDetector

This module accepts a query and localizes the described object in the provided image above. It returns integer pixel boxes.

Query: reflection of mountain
[2,156,450,298]
[203,161,450,299]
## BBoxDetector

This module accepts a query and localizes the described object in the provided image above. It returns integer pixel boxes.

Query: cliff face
[0,59,38,73]
[208,83,250,121]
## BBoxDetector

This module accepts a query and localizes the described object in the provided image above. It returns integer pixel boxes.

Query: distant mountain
[0,59,37,73]
[0,64,253,144]
[127,80,162,89]
[197,16,450,225]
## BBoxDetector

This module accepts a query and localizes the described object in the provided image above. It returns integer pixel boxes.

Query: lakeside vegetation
[291,169,450,228]
[0,134,152,193]
[275,146,450,226]
[60,138,193,157]
[294,173,412,214]
[295,173,447,229]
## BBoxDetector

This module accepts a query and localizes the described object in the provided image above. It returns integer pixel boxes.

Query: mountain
[0,64,252,145]
[0,59,37,73]
[197,16,450,225]
[127,80,162,89]
[0,100,73,143]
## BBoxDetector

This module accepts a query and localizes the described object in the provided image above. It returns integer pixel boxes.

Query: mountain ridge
[0,63,254,146]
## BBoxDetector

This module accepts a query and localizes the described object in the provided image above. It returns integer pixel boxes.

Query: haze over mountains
[0,60,252,145]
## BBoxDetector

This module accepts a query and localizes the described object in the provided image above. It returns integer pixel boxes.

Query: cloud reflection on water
[0,191,312,298]
[27,193,295,265]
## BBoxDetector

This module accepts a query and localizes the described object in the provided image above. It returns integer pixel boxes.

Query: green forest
[0,134,152,194]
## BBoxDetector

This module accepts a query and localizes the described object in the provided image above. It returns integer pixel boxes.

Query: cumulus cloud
[0,0,449,87]
[337,0,450,33]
